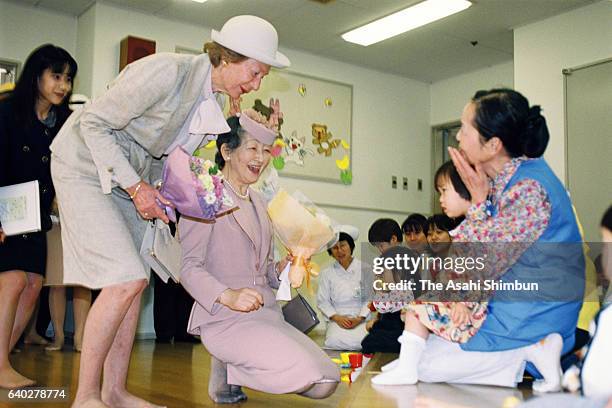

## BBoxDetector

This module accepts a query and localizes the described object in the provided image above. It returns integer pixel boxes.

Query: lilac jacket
[179,189,281,334]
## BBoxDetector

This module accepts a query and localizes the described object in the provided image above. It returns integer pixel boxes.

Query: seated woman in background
[317,226,372,350]
[409,88,584,392]
[179,110,339,404]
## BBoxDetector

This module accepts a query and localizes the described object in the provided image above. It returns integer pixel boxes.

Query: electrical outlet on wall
[403,177,408,190]
[417,179,423,191]
[392,176,397,189]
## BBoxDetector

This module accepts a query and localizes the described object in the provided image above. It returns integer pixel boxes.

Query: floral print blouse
[451,156,552,281]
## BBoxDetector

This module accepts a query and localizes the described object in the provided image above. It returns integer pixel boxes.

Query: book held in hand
[0,180,41,236]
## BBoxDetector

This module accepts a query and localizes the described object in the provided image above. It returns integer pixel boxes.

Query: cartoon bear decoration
[311,123,340,156]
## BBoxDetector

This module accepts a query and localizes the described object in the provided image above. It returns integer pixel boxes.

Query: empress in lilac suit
[179,187,340,394]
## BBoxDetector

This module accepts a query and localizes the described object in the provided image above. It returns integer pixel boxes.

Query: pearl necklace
[224,179,250,200]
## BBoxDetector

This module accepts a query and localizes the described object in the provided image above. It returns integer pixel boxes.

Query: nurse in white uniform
[317,226,372,350]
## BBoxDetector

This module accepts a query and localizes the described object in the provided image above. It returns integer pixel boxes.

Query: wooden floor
[4,340,535,408]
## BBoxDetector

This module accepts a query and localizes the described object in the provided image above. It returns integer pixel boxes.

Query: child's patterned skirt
[408,301,488,343]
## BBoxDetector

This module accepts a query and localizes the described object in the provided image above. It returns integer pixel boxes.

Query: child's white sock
[524,333,563,393]
[381,358,399,372]
[371,331,426,385]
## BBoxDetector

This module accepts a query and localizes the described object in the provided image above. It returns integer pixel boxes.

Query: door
[431,122,460,214]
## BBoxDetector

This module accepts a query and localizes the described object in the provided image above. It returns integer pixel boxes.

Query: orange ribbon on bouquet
[289,255,321,289]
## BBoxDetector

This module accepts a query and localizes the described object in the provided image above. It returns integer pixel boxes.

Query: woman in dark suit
[0,44,77,388]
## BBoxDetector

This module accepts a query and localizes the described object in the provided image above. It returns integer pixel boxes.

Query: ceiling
[12,0,598,82]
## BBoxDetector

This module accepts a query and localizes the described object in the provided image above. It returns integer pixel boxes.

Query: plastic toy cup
[340,352,351,364]
[340,367,353,375]
[349,353,363,368]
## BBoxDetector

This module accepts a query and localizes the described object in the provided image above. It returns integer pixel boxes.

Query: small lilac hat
[238,110,277,145]
[211,15,290,68]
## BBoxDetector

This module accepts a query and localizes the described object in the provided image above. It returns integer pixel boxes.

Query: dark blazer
[0,96,71,231]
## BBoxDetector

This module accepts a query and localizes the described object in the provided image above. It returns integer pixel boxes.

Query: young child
[361,219,420,354]
[372,161,488,385]
[401,213,429,253]
[424,214,456,280]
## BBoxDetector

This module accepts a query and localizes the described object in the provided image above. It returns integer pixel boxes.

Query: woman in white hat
[317,226,372,350]
[50,15,289,408]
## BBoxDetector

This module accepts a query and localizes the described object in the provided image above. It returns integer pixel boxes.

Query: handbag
[281,292,320,334]
[140,219,182,283]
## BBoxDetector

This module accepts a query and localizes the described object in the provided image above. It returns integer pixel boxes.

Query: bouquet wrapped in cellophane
[159,146,236,222]
[267,189,337,294]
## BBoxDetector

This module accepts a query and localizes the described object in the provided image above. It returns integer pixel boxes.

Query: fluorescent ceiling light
[342,0,472,46]
[191,0,208,3]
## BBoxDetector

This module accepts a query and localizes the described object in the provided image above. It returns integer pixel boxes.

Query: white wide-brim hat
[211,15,290,68]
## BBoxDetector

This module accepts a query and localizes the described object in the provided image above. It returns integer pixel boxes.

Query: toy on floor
[331,353,371,383]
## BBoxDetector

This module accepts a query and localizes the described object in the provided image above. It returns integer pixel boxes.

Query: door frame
[431,120,461,214]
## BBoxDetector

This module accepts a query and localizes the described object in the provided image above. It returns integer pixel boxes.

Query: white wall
[514,0,612,182]
[74,5,96,97]
[88,2,211,98]
[0,0,77,80]
[430,61,514,125]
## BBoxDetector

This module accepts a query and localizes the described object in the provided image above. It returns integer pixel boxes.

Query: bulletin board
[239,70,353,184]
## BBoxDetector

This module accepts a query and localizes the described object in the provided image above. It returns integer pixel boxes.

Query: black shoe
[210,391,244,404]
[174,335,200,344]
[155,337,173,344]
[230,385,247,402]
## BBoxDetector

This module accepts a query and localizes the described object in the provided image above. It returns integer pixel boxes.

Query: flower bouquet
[159,146,235,222]
[267,189,337,291]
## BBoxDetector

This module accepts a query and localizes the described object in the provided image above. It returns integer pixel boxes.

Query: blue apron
[461,159,584,362]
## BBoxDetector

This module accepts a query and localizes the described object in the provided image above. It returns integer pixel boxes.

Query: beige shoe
[44,342,64,352]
